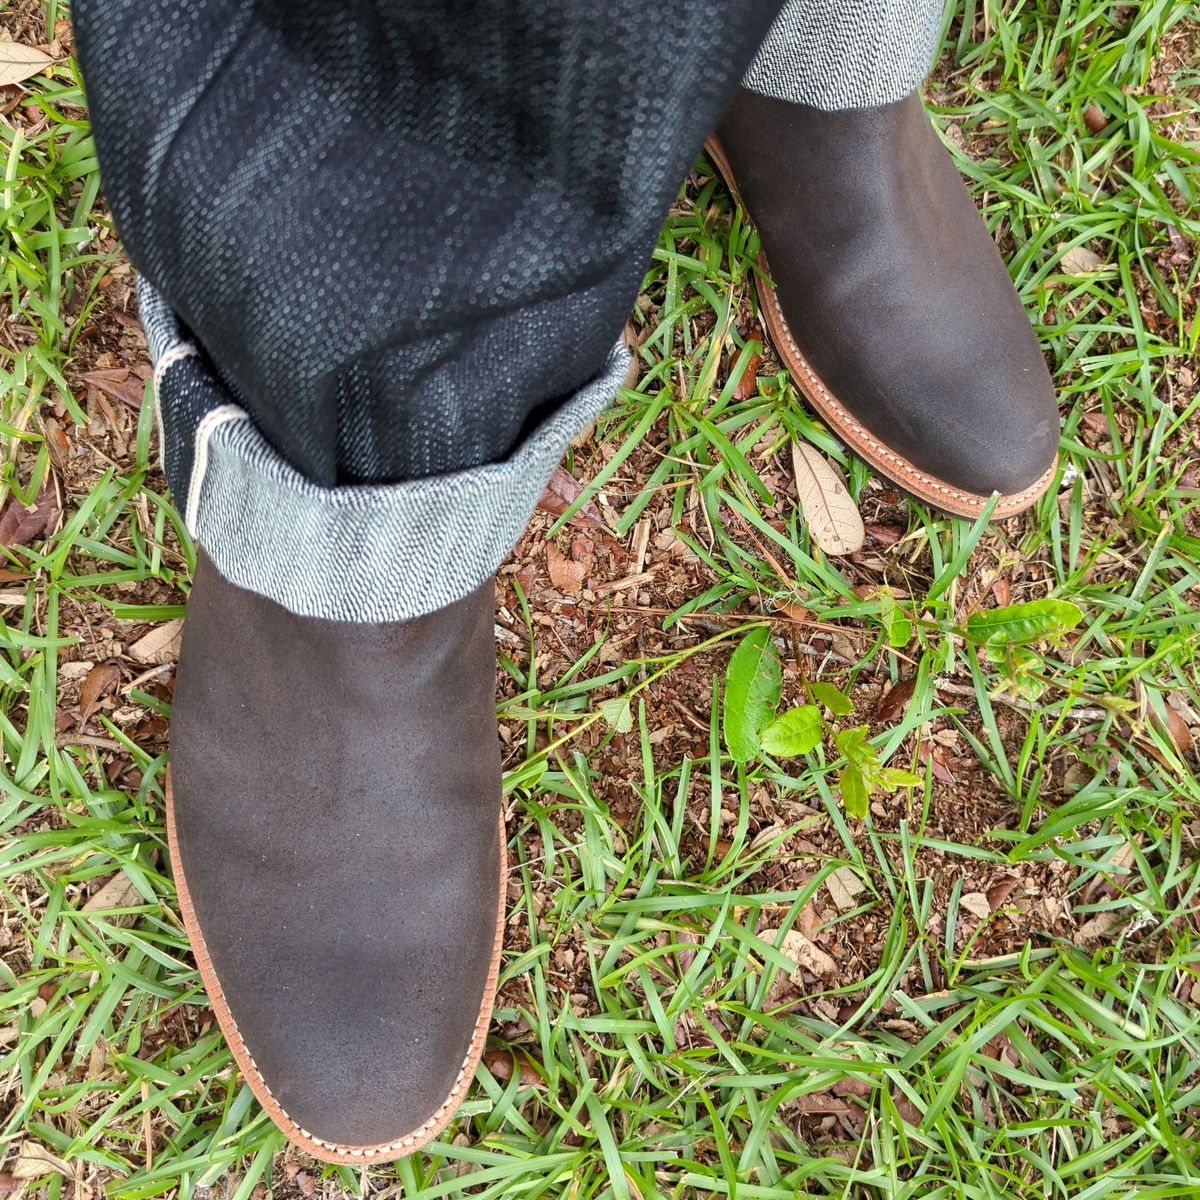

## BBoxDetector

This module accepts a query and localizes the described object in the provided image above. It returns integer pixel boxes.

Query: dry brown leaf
[78,659,121,723]
[1059,243,1106,275]
[536,465,602,529]
[875,677,916,723]
[825,866,866,912]
[864,522,903,546]
[483,1047,543,1087]
[1075,908,1123,945]
[0,42,54,88]
[1160,699,1193,753]
[765,926,837,979]
[82,871,140,927]
[81,367,145,410]
[987,876,1020,909]
[0,483,57,548]
[917,739,956,784]
[127,618,184,665]
[791,442,864,556]
[546,543,586,593]
[732,326,764,401]
[11,1142,69,1181]
[621,321,640,390]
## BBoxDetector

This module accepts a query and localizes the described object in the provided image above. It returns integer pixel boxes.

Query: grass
[1,0,1199,1197]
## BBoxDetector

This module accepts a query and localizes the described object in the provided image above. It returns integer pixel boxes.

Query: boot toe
[168,785,505,1158]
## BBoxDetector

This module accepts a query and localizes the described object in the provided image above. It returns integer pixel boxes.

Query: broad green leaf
[876,767,922,790]
[809,681,853,716]
[760,705,822,757]
[966,599,1083,647]
[879,592,912,648]
[839,764,869,820]
[723,627,782,762]
[600,696,633,734]
[835,725,875,768]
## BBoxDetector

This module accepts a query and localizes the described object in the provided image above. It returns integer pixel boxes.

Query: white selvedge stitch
[184,404,249,536]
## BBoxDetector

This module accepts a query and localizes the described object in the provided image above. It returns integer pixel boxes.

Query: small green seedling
[722,627,919,819]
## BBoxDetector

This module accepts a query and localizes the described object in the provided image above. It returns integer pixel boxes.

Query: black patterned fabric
[73,0,783,487]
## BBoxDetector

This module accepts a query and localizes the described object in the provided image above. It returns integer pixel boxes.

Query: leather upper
[717,90,1059,499]
[169,551,503,1151]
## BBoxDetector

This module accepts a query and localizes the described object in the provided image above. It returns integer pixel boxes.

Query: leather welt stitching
[702,136,1056,514]
[758,274,1056,510]
[167,784,503,1160]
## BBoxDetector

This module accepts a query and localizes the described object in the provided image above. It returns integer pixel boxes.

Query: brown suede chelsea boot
[711,90,1060,519]
[167,550,505,1163]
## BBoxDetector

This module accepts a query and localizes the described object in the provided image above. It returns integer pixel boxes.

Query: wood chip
[631,518,651,575]
[790,442,865,556]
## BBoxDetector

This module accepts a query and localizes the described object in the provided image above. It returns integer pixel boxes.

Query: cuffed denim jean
[74,0,942,622]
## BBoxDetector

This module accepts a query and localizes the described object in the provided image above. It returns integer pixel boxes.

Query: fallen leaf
[825,866,866,912]
[765,926,837,979]
[81,367,145,410]
[917,740,956,784]
[482,1048,543,1087]
[621,322,640,390]
[987,876,1020,909]
[11,1142,69,1181]
[82,871,140,927]
[875,677,916,723]
[1059,243,1106,275]
[1083,842,1137,906]
[127,618,184,665]
[78,659,121,723]
[0,483,57,548]
[794,1093,855,1115]
[1075,909,1123,945]
[0,42,54,88]
[959,892,991,920]
[733,326,764,401]
[1160,700,1193,753]
[832,1077,872,1099]
[546,543,586,593]
[791,442,865,556]
[536,465,602,529]
[864,522,903,546]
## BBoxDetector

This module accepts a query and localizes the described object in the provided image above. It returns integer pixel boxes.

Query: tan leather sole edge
[166,771,507,1164]
[703,137,1057,520]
